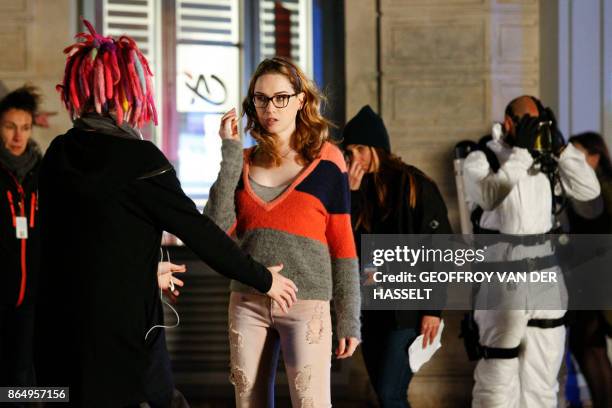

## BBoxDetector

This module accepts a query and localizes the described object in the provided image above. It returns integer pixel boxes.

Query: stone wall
[345,1,541,405]
[0,0,76,152]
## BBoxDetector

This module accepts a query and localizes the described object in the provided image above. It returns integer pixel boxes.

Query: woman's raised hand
[348,160,365,191]
[219,108,240,141]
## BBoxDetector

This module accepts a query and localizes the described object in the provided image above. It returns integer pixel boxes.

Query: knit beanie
[341,105,391,152]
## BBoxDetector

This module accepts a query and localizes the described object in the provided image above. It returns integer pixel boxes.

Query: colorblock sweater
[204,139,361,339]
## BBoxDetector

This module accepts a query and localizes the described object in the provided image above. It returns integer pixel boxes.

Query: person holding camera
[463,95,600,407]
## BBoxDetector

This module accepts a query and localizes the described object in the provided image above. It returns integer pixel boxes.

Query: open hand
[157,261,186,300]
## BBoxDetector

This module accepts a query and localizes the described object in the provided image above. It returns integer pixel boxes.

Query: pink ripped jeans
[228,292,332,408]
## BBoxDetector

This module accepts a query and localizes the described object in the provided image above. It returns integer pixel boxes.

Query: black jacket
[352,164,452,330]
[35,128,272,407]
[0,159,41,307]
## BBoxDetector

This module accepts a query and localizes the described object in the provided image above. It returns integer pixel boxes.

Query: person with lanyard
[35,20,297,408]
[0,86,43,397]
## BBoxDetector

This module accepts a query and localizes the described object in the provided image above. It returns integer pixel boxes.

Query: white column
[558,0,607,138]
[571,0,602,134]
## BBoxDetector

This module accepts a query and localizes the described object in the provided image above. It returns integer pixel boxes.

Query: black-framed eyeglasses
[252,93,298,109]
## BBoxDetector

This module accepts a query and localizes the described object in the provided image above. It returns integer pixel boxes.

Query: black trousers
[0,303,36,408]
[140,330,175,407]
[121,330,178,408]
[35,323,174,408]
[361,311,418,408]
[0,303,36,387]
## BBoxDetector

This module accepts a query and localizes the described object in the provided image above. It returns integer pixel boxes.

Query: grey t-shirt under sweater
[248,176,289,203]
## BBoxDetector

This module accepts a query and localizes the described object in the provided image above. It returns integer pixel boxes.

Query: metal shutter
[259,0,312,75]
[103,0,158,64]
[176,0,239,45]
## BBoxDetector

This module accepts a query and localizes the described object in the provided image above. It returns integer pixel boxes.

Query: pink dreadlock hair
[57,19,157,128]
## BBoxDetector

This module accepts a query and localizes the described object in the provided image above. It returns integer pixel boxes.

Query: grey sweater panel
[331,258,361,340]
[203,139,242,231]
[230,228,361,340]
[230,228,333,299]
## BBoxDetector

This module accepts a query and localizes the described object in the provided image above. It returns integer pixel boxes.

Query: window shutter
[176,0,239,45]
[103,0,156,57]
[259,0,312,75]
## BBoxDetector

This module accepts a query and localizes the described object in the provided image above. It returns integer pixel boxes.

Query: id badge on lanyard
[16,216,28,239]
[7,190,28,239]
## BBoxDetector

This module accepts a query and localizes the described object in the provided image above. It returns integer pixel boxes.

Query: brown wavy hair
[569,132,612,179]
[242,57,333,167]
[354,146,421,232]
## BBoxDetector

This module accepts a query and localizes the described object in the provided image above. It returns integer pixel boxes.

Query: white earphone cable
[144,248,180,341]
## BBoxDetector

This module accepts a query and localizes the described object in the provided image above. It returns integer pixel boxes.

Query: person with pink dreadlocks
[34,20,297,408]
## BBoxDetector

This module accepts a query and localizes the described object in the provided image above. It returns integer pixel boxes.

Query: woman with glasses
[204,56,360,407]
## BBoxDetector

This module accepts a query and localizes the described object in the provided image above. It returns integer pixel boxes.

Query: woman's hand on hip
[336,337,360,359]
[265,264,298,314]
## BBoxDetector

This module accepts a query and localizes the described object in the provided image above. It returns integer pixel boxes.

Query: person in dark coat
[342,105,452,408]
[0,86,43,393]
[567,132,612,408]
[35,20,297,408]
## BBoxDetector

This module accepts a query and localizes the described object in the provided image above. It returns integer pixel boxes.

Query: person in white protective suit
[463,95,601,408]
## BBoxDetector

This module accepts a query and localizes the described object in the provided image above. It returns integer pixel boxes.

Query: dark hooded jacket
[344,107,452,330]
[35,125,272,407]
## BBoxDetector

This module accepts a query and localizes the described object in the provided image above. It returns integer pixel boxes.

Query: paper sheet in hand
[408,319,444,372]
